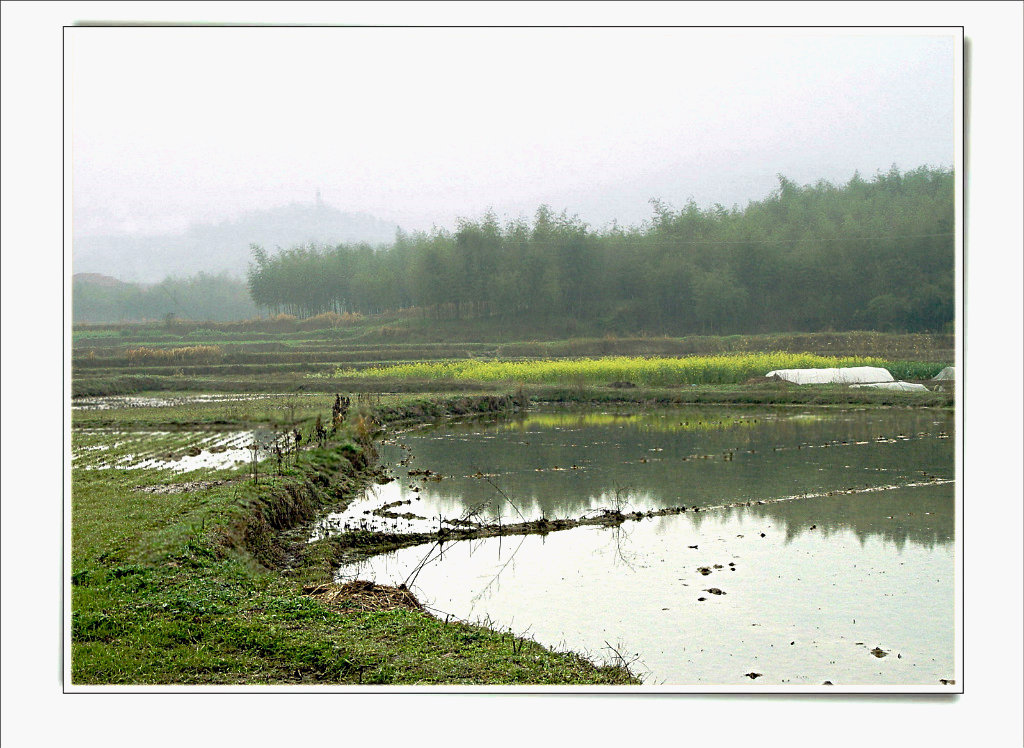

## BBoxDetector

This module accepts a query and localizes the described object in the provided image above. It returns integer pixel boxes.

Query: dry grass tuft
[126,345,224,365]
[302,580,423,612]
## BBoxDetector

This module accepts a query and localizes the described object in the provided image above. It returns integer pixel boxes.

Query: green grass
[71,401,637,685]
[72,560,628,685]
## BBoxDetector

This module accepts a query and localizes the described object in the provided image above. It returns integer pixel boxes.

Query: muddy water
[339,484,953,686]
[330,405,955,686]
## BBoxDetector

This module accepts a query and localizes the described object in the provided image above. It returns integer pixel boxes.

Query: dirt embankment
[210,446,373,570]
[227,394,528,584]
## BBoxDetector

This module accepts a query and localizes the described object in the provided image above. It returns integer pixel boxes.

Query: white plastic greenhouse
[850,381,930,392]
[765,366,894,385]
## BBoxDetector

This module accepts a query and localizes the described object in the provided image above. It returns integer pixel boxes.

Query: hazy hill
[73,201,400,283]
[71,272,128,288]
[72,271,259,323]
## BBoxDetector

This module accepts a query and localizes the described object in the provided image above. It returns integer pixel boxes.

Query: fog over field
[70,28,956,282]
[73,200,399,282]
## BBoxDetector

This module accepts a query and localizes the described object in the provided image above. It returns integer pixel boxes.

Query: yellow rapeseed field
[333,353,889,386]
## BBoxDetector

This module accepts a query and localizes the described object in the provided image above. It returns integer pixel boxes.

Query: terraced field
[72,323,954,398]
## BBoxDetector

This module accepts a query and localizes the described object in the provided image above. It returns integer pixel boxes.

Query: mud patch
[136,479,232,495]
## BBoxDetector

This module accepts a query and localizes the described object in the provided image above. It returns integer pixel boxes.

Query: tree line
[246,166,954,334]
[73,272,258,323]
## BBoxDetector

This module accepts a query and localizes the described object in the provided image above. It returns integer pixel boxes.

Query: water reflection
[684,482,952,551]
[315,405,954,549]
[330,405,956,686]
[338,482,955,686]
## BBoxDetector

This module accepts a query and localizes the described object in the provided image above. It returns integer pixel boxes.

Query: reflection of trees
[596,522,640,570]
[488,410,764,434]
[383,408,953,551]
[729,485,954,551]
[469,535,528,610]
[667,483,953,550]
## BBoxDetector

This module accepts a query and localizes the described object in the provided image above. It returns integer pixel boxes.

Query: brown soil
[320,475,953,568]
[743,375,788,385]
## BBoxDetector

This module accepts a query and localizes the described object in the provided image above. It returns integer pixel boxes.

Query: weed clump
[126,345,224,365]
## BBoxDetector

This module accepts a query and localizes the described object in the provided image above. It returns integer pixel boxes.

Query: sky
[68,27,958,237]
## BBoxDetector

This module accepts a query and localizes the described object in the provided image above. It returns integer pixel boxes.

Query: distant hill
[73,201,400,283]
[72,271,259,323]
[72,272,128,288]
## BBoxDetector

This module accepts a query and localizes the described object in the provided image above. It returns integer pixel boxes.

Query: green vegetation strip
[333,354,944,386]
[71,331,952,399]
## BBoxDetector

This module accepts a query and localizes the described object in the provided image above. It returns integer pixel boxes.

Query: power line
[645,232,955,246]
[154,281,193,319]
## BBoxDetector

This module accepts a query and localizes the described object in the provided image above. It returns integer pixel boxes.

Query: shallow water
[329,405,956,686]
[315,406,953,536]
[338,483,954,686]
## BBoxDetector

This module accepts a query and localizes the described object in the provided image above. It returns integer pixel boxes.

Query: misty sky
[69,27,957,237]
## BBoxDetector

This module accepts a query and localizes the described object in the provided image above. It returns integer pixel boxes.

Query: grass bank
[71,394,636,685]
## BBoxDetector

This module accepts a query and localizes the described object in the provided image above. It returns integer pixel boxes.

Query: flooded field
[72,393,276,410]
[331,405,956,686]
[72,429,264,471]
[317,406,953,534]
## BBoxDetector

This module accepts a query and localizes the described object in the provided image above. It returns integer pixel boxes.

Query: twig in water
[607,521,638,570]
[470,533,528,608]
[402,538,448,590]
[476,469,527,523]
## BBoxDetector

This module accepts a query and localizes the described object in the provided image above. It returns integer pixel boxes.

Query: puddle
[135,479,232,494]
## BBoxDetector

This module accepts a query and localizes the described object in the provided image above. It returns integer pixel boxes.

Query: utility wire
[640,232,955,245]
[154,280,194,319]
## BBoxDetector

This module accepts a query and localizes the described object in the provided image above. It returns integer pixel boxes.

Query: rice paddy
[67,325,954,688]
[72,429,260,472]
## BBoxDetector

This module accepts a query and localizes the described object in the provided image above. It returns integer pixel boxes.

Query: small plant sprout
[272,435,284,475]
[314,414,327,448]
[603,640,643,680]
[331,393,350,433]
[247,439,260,485]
